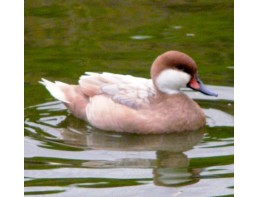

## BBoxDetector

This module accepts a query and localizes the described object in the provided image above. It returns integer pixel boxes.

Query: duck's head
[151,51,218,96]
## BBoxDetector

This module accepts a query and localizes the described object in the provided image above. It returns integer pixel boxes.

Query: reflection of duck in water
[40,51,217,134]
[57,121,205,187]
[154,151,202,187]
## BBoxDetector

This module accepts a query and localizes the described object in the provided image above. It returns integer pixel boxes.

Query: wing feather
[79,72,155,109]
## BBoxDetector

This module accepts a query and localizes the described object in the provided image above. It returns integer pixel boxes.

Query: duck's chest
[146,97,206,132]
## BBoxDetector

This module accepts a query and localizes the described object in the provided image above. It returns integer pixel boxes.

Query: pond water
[24,0,234,196]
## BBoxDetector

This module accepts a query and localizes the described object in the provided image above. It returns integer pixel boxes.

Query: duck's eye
[176,64,186,72]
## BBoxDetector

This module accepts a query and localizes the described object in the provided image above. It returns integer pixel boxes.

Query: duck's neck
[154,89,180,100]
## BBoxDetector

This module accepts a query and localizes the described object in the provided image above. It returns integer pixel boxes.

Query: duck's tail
[39,78,88,120]
[39,78,71,103]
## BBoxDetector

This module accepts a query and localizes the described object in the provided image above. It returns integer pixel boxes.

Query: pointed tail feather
[39,78,70,103]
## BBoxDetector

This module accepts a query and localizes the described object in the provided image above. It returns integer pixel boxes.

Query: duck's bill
[187,75,218,97]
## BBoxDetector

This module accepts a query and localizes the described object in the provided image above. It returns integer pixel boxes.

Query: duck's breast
[150,94,206,132]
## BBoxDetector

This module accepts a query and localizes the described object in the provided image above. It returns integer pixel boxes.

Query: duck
[40,50,217,134]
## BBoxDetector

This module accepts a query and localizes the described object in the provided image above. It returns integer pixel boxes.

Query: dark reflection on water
[154,151,200,187]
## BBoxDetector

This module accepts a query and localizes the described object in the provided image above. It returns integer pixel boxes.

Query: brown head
[151,51,218,96]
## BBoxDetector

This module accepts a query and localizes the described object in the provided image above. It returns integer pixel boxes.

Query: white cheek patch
[155,69,191,94]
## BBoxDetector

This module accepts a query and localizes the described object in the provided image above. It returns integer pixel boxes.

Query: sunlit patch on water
[185,33,195,37]
[130,35,153,40]
[24,85,233,196]
[172,25,183,30]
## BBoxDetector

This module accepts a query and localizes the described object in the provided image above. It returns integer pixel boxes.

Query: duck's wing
[79,72,155,109]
